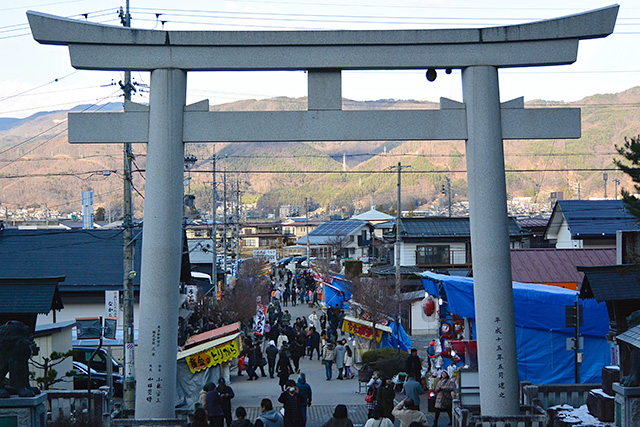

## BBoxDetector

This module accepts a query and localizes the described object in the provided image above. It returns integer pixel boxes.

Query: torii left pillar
[135,69,186,418]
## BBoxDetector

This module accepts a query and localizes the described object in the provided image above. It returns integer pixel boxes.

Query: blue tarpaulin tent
[419,272,611,384]
[381,321,413,353]
[324,277,352,308]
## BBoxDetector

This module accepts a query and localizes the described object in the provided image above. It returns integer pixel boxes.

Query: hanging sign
[186,338,241,374]
[254,304,267,336]
[341,318,385,342]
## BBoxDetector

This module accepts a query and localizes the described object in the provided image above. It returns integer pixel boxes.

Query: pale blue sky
[0,0,637,118]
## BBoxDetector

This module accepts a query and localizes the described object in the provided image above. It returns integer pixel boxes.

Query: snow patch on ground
[550,404,613,426]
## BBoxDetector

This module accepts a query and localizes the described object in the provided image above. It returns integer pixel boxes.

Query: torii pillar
[28,6,618,418]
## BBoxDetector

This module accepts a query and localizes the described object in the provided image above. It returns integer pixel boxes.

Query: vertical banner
[254,303,267,336]
[105,290,119,319]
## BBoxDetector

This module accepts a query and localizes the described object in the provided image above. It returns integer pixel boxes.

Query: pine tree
[614,136,640,219]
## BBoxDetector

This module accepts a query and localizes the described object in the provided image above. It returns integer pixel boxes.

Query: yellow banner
[341,319,384,342]
[186,338,240,374]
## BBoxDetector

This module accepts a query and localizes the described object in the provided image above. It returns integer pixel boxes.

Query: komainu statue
[0,320,40,398]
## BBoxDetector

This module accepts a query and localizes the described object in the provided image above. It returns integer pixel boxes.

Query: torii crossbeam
[28,5,617,419]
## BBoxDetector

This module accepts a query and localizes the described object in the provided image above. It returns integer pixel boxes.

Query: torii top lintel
[27,6,618,72]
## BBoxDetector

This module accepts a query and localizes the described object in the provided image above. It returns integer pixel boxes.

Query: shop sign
[186,338,240,373]
[341,318,384,342]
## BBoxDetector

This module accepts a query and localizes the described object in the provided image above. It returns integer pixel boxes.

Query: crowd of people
[187,265,458,427]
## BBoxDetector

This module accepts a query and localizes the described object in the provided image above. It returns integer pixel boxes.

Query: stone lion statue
[0,320,40,398]
[621,310,640,387]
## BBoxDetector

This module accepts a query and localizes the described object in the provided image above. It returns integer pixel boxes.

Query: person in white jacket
[363,405,394,427]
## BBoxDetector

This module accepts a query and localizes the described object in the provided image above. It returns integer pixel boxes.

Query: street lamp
[603,172,608,199]
[613,178,621,200]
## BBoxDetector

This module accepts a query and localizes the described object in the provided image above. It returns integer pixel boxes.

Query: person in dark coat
[321,404,354,427]
[296,373,312,424]
[278,380,306,427]
[404,348,422,381]
[308,327,321,360]
[276,346,294,391]
[290,330,306,373]
[216,377,235,427]
[230,406,253,427]
[376,377,396,422]
[266,340,279,378]
[205,382,225,427]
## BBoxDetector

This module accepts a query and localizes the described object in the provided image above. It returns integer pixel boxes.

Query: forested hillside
[1,87,639,218]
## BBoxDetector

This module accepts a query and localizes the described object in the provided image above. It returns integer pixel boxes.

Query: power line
[0,71,79,104]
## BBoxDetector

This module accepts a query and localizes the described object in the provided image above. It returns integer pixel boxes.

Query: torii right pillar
[463,65,520,414]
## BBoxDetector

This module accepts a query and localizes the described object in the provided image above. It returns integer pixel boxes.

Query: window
[416,245,450,265]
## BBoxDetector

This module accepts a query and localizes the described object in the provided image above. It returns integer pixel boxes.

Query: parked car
[72,361,123,397]
[73,346,121,374]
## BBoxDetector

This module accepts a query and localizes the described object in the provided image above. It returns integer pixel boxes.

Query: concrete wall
[33,327,74,390]
[410,299,439,335]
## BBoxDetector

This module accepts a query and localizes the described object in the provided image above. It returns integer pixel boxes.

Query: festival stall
[175,323,243,409]
[342,315,392,355]
[419,272,611,384]
[323,276,352,309]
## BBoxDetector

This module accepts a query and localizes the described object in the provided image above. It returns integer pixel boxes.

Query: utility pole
[305,198,310,259]
[235,179,240,261]
[386,161,410,351]
[613,178,620,200]
[223,169,228,281]
[442,176,452,217]
[603,172,608,199]
[119,0,135,411]
[211,153,217,290]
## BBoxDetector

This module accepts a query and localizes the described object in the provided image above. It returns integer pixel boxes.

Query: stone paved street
[226,283,441,426]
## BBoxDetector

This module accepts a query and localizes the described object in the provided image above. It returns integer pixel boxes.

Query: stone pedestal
[603,366,621,396]
[613,382,640,427]
[0,394,47,427]
[586,389,614,422]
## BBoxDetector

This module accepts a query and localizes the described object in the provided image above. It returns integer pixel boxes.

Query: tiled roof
[554,200,640,238]
[617,324,640,349]
[399,217,527,239]
[0,228,143,291]
[511,248,616,284]
[579,264,640,301]
[0,277,64,314]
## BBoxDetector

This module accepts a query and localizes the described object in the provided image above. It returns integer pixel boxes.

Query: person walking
[402,374,424,411]
[321,404,354,427]
[434,371,456,427]
[343,343,354,379]
[254,398,284,427]
[376,377,396,422]
[334,339,346,380]
[296,373,312,424]
[278,380,306,427]
[365,374,382,418]
[276,346,294,391]
[322,340,336,380]
[246,341,260,381]
[308,311,320,333]
[216,377,235,427]
[266,340,278,378]
[363,405,394,427]
[308,327,321,360]
[205,382,225,427]
[291,330,306,373]
[391,398,429,427]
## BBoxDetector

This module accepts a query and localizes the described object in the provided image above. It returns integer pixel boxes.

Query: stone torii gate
[28,6,617,418]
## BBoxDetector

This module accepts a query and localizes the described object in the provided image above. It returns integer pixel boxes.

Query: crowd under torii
[28,5,618,420]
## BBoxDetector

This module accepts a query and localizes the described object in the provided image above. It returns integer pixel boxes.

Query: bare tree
[207,258,271,327]
[348,275,399,349]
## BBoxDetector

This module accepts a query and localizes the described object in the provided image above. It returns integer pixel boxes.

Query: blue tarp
[324,277,352,309]
[381,321,413,353]
[419,272,611,384]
